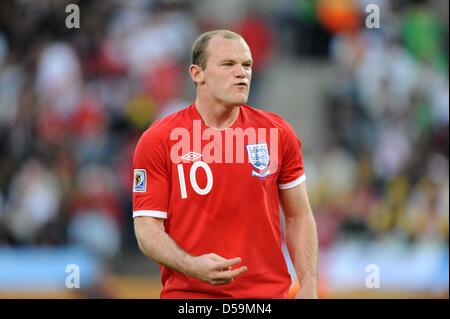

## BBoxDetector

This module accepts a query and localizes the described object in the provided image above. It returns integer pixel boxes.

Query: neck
[194,96,241,130]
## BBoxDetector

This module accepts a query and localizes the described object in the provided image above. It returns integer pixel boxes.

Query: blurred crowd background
[0,0,448,298]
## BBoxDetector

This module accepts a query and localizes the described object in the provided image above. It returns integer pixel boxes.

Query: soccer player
[133,30,318,298]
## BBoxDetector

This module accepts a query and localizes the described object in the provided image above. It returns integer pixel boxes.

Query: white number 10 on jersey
[176,161,213,199]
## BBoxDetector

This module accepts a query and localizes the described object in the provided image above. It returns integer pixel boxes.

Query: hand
[185,253,248,285]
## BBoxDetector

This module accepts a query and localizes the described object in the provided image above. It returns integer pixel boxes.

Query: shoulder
[137,105,192,146]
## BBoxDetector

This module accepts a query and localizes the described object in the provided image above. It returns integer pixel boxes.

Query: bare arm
[134,216,248,285]
[279,182,319,298]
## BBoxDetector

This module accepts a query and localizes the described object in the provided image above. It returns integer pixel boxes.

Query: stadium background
[0,0,448,298]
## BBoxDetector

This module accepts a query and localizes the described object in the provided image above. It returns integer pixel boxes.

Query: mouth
[233,82,248,88]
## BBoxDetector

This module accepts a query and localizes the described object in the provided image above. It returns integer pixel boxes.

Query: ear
[189,64,205,85]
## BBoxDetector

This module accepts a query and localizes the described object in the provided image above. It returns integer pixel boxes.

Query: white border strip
[133,210,167,219]
[278,174,306,190]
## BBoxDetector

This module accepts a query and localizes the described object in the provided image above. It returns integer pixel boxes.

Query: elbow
[285,208,315,228]
[134,229,145,253]
[133,217,165,254]
[134,219,147,253]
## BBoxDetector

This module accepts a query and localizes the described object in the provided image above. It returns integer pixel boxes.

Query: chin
[221,94,248,107]
[231,96,248,106]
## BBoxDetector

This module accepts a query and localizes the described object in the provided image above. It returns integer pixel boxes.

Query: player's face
[202,37,253,106]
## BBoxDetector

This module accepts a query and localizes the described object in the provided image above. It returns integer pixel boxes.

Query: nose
[233,64,246,78]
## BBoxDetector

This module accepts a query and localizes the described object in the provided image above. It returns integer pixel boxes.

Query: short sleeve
[277,121,306,190]
[132,130,171,219]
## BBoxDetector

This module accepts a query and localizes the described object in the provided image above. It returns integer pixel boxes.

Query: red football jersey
[133,104,305,298]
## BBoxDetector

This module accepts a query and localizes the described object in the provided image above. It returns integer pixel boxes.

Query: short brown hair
[191,30,243,69]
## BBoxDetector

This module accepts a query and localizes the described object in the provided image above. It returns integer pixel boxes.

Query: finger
[219,266,232,271]
[215,265,248,280]
[209,253,227,262]
[212,278,233,285]
[214,257,242,270]
[212,279,231,285]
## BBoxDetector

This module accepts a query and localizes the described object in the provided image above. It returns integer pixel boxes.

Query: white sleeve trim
[278,174,306,190]
[133,210,167,219]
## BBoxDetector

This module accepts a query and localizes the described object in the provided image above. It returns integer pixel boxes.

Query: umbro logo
[181,152,202,161]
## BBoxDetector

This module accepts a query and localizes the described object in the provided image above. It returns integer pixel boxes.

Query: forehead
[205,36,252,62]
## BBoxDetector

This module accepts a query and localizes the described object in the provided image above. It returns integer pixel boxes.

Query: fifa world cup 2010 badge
[133,169,146,192]
[246,143,270,177]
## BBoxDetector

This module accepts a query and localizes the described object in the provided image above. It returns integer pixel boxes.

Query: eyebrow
[219,59,253,64]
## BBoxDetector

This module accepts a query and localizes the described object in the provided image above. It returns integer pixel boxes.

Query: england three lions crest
[246,143,270,177]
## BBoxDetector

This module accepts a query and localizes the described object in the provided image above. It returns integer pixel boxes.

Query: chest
[167,127,281,200]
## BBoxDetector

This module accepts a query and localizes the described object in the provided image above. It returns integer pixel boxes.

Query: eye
[222,62,233,66]
[243,64,252,69]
